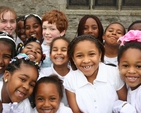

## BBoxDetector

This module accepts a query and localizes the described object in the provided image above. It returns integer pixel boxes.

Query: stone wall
[1,0,141,40]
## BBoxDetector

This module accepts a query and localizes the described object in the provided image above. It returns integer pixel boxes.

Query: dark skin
[0,100,2,113]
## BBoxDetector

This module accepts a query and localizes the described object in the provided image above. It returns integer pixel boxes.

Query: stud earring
[5,79,7,83]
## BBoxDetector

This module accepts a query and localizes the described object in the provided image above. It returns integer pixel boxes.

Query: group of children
[0,5,141,113]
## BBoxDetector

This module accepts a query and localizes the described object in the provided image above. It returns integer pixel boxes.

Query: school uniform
[39,63,72,106]
[0,81,33,113]
[104,56,117,66]
[41,40,52,68]
[33,102,73,113]
[64,62,125,113]
[113,85,141,113]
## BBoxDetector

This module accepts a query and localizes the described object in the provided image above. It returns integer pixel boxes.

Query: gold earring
[5,79,7,83]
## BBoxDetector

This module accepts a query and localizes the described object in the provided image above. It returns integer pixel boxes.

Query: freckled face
[0,11,16,35]
[119,48,141,90]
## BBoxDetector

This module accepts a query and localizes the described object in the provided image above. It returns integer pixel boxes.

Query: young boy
[41,10,68,68]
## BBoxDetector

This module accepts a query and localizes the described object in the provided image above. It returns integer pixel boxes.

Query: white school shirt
[41,40,52,68]
[39,64,72,106]
[127,85,141,113]
[0,81,33,113]
[64,62,124,113]
[33,102,73,113]
[104,56,118,66]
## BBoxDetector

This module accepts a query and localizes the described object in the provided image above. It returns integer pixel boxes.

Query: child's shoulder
[57,102,73,113]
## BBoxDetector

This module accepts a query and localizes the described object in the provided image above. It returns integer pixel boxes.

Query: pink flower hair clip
[118,30,141,46]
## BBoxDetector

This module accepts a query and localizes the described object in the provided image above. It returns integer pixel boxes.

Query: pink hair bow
[118,30,141,46]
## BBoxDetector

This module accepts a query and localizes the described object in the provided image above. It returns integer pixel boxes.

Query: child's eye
[50,28,55,30]
[4,55,11,59]
[37,97,43,101]
[30,83,35,87]
[50,97,56,101]
[20,77,26,82]
[37,50,41,54]
[89,53,95,56]
[1,20,7,23]
[42,27,46,30]
[76,54,82,58]
[122,64,128,68]
[10,20,16,24]
[25,26,30,30]
[136,65,141,69]
[117,31,122,34]
[92,26,98,30]
[84,25,88,30]
[62,49,67,52]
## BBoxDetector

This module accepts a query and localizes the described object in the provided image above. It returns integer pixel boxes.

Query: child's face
[0,11,16,35]
[0,42,12,74]
[119,48,141,90]
[72,40,101,82]
[83,18,99,38]
[17,20,27,43]
[35,83,60,113]
[4,64,38,103]
[42,21,65,45]
[21,42,42,64]
[103,24,124,46]
[50,39,69,66]
[25,17,42,42]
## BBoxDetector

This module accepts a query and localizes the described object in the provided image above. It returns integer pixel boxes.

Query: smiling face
[50,39,69,66]
[42,21,65,46]
[21,42,42,64]
[119,48,141,90]
[103,23,125,47]
[4,64,38,103]
[35,83,60,113]
[25,17,42,43]
[72,40,101,82]
[0,11,16,35]
[17,20,27,43]
[0,42,12,74]
[83,18,99,38]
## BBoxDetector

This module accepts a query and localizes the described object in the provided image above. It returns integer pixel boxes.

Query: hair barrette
[36,39,40,44]
[16,53,29,60]
[118,30,141,46]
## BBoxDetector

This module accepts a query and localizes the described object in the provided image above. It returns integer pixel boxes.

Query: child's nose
[43,100,50,107]
[128,67,136,74]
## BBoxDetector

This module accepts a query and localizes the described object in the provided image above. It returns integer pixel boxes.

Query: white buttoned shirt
[64,62,124,113]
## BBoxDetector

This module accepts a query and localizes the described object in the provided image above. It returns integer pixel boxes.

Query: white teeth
[17,91,25,98]
[56,57,63,61]
[127,76,138,82]
[28,55,35,61]
[84,66,91,69]
[31,34,36,38]
[43,109,51,113]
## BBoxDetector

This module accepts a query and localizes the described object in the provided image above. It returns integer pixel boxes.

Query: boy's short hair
[42,10,68,33]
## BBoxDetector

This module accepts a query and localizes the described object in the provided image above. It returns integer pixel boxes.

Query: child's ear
[102,34,105,40]
[3,71,11,83]
[60,30,66,37]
